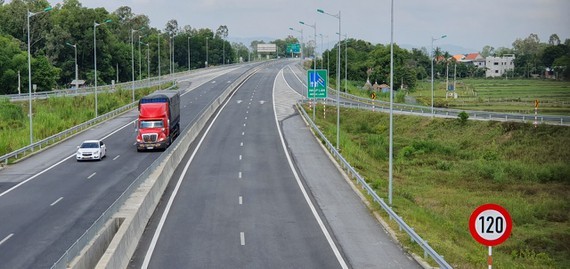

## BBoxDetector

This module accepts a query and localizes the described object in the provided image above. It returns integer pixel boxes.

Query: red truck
[136,90,180,151]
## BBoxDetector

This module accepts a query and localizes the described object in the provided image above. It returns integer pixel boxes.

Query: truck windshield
[140,120,164,129]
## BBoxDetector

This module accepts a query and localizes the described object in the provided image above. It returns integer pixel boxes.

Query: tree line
[0,0,250,94]
[1,0,568,95]
[314,33,570,91]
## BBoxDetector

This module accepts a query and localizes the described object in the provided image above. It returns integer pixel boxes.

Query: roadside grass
[0,83,172,157]
[410,79,570,115]
[309,104,570,268]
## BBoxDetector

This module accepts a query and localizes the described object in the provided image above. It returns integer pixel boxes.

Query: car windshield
[140,120,164,129]
[80,142,99,149]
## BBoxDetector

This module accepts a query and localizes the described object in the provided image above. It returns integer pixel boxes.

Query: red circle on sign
[469,204,512,246]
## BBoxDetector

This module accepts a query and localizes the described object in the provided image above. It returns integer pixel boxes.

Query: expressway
[0,60,421,269]
[0,64,257,268]
[128,61,420,268]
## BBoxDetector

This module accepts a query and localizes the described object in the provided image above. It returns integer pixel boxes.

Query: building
[485,54,515,77]
[464,53,486,68]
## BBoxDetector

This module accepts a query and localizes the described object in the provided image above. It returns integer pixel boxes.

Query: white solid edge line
[0,118,135,198]
[0,233,14,246]
[273,67,348,269]
[286,65,307,87]
[141,70,250,269]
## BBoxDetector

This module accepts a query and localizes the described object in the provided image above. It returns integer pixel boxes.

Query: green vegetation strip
[307,104,569,268]
[0,83,172,159]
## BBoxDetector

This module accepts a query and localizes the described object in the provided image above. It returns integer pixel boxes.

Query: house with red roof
[463,53,486,68]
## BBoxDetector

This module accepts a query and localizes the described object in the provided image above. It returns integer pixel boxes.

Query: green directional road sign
[287,43,301,54]
[307,69,328,99]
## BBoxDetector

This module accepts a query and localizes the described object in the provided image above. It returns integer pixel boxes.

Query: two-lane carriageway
[131,61,347,268]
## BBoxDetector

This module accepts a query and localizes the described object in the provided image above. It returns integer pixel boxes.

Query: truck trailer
[136,90,180,151]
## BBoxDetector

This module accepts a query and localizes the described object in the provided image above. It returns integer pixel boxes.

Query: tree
[542,44,566,68]
[215,25,228,39]
[548,34,561,46]
[165,19,178,35]
[481,45,495,57]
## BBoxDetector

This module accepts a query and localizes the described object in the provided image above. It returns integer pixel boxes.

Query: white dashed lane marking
[0,233,14,246]
[50,197,64,206]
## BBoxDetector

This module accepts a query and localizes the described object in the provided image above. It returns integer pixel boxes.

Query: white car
[76,140,106,161]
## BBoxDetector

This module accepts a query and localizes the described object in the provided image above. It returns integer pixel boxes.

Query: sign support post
[488,246,493,269]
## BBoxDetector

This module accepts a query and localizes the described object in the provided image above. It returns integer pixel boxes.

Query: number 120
[478,216,504,234]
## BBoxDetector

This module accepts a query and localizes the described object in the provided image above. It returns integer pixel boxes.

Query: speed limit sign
[469,204,512,246]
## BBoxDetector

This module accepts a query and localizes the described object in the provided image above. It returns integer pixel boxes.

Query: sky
[22,0,570,53]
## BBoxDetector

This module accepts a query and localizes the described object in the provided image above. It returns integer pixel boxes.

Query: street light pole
[299,21,317,120]
[146,43,150,88]
[337,33,348,92]
[138,35,143,80]
[389,0,394,205]
[431,34,447,116]
[206,37,209,67]
[319,34,326,69]
[158,32,161,90]
[66,42,78,89]
[317,8,341,150]
[27,6,52,145]
[188,36,191,71]
[170,35,174,76]
[289,27,303,62]
[131,28,140,103]
[93,19,111,118]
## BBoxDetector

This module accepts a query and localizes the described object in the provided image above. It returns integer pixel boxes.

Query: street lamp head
[29,6,52,17]
[299,21,305,25]
[104,19,112,23]
[317,9,324,13]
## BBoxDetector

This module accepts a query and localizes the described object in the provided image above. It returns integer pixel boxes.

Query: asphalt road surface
[129,60,420,268]
[0,65,254,269]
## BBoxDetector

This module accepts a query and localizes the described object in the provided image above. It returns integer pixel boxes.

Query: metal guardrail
[286,65,569,126]
[0,83,176,165]
[4,63,248,101]
[296,101,453,269]
[49,64,263,269]
[329,89,570,126]
[6,74,175,101]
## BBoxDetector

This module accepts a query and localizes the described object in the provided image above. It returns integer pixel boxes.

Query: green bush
[458,111,469,125]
